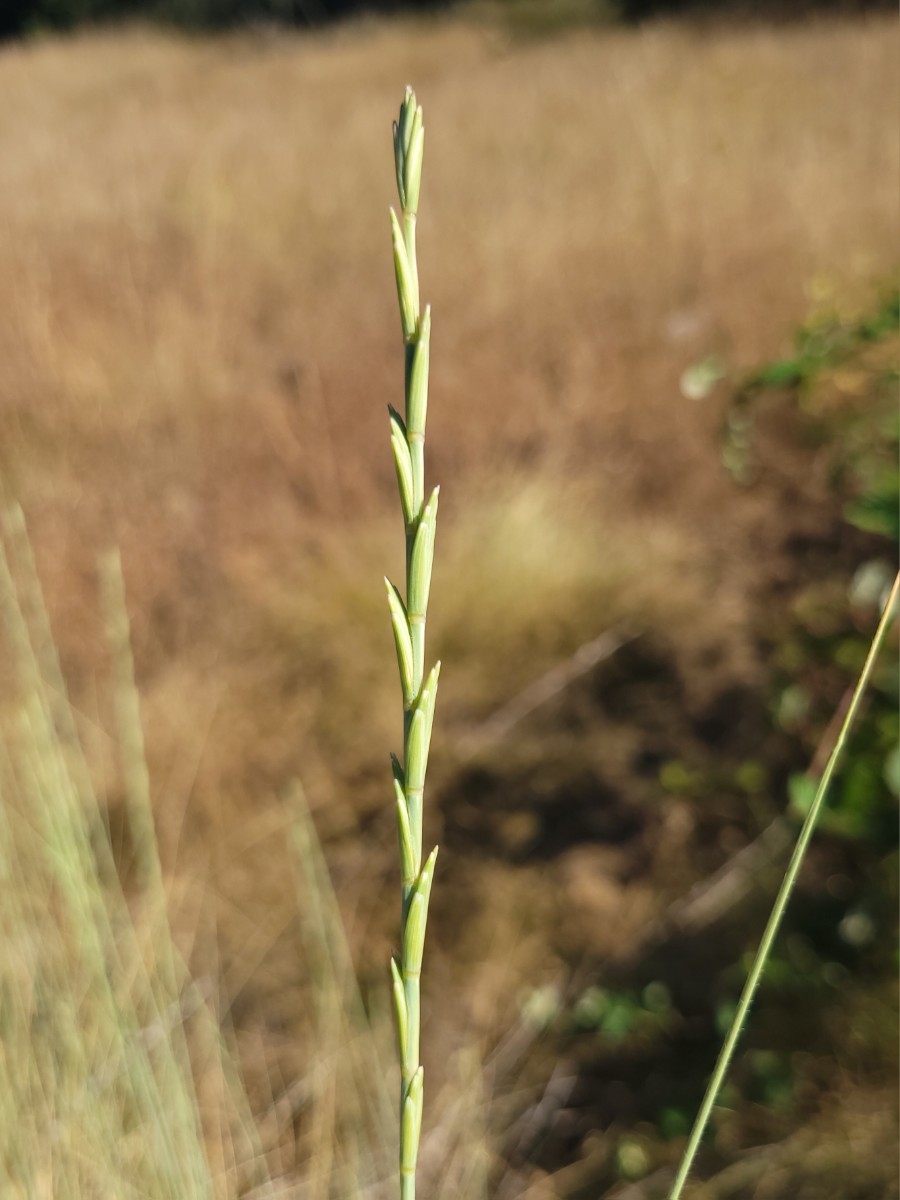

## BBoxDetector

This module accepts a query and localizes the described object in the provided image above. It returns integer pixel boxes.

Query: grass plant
[0,27,897,1196]
[669,569,900,1198]
[385,86,441,1200]
[0,508,275,1200]
[0,505,430,1200]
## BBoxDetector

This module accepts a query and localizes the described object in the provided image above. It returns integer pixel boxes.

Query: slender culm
[385,86,439,1200]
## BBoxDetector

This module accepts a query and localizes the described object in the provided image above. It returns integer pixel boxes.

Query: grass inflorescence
[384,86,441,1200]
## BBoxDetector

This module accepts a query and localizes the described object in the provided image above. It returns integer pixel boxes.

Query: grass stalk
[0,508,277,1199]
[668,570,900,1199]
[386,85,440,1200]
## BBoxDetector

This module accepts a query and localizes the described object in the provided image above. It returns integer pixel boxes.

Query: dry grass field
[0,9,897,1197]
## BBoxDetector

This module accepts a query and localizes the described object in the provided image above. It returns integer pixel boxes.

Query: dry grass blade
[0,508,275,1199]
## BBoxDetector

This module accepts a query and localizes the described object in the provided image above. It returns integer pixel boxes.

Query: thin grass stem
[669,570,899,1199]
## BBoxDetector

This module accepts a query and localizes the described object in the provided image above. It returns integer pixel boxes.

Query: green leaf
[884,743,900,794]
[601,995,639,1041]
[752,358,808,389]
[844,476,900,539]
[788,772,818,819]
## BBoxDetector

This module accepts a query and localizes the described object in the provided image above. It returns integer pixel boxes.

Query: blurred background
[0,1,897,1197]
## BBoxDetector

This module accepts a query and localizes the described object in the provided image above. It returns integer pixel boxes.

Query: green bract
[393,85,425,217]
[408,488,439,619]
[406,307,430,440]
[390,209,418,343]
[385,579,415,709]
[389,407,415,527]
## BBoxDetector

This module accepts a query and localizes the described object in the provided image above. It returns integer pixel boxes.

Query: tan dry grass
[1,12,895,801]
[0,13,897,1194]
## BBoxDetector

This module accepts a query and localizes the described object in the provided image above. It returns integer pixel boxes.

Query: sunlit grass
[0,12,896,1197]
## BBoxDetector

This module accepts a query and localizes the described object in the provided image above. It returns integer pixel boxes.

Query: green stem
[669,571,899,1200]
[403,974,420,1082]
[400,342,424,1199]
